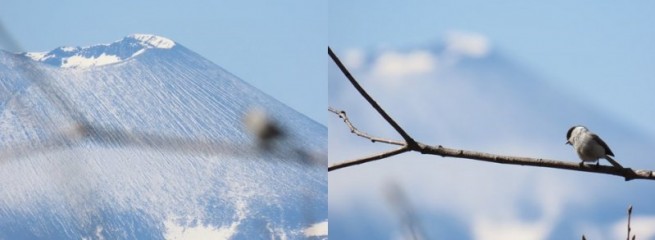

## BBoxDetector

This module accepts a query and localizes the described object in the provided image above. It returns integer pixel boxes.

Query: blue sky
[0,0,326,125]
[330,0,655,135]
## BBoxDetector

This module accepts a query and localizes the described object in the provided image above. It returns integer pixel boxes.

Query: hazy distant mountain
[0,34,326,239]
[329,39,655,239]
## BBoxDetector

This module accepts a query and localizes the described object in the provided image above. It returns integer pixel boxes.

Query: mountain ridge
[21,34,176,68]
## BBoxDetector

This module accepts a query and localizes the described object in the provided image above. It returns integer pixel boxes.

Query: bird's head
[566,125,587,145]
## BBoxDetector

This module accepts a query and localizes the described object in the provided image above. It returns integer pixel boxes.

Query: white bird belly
[576,141,606,161]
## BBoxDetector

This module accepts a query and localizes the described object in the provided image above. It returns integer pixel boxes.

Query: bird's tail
[605,155,624,169]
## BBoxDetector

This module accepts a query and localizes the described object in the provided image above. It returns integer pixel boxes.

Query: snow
[164,220,238,240]
[303,220,328,237]
[445,31,491,58]
[24,52,46,61]
[60,53,122,68]
[370,50,438,78]
[60,46,78,52]
[131,48,146,58]
[129,33,176,49]
[164,200,246,240]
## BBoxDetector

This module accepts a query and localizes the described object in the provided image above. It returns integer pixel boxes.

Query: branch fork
[328,46,655,181]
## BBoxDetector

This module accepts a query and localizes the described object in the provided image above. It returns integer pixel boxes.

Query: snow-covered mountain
[0,34,326,239]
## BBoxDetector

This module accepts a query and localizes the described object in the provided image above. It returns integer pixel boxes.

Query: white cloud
[445,31,491,58]
[612,215,655,240]
[303,220,328,237]
[370,50,438,79]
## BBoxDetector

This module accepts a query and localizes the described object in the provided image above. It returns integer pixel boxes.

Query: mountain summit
[23,34,176,68]
[0,34,326,239]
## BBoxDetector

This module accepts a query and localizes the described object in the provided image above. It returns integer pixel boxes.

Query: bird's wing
[591,133,614,156]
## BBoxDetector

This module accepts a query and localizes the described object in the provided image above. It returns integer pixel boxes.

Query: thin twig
[329,147,410,171]
[329,107,404,146]
[328,47,418,149]
[627,205,633,240]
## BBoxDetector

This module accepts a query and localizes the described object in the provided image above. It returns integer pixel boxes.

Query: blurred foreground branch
[384,182,427,240]
[328,46,655,181]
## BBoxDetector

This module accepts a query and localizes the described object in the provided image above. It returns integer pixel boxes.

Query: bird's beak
[565,140,571,145]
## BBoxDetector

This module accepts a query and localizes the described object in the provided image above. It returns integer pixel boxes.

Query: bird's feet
[579,161,601,168]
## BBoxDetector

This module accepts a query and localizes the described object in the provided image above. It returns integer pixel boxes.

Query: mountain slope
[0,34,326,239]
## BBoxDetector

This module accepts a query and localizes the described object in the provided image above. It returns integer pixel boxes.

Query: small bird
[243,108,284,149]
[566,125,622,168]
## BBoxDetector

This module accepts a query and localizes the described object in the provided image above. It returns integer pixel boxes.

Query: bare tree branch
[329,147,410,171]
[329,112,655,180]
[418,144,654,181]
[328,107,404,146]
[328,47,419,149]
[328,47,655,181]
